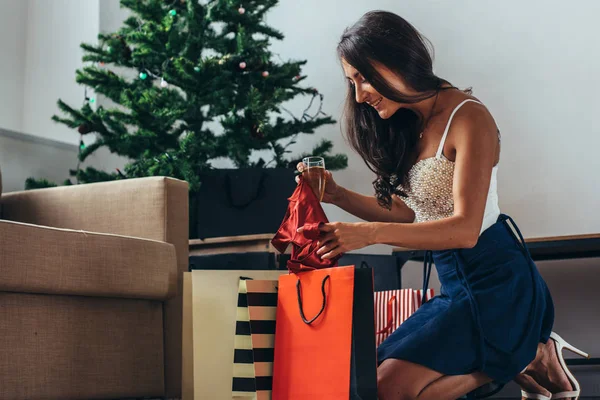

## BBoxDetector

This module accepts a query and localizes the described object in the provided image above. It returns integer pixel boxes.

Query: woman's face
[341,58,414,119]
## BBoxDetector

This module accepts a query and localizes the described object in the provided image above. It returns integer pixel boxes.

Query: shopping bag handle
[376,295,396,335]
[296,275,330,325]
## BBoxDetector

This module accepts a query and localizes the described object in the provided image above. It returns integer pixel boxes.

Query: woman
[296,10,588,400]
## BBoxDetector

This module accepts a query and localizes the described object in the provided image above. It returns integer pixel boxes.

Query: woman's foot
[514,372,551,400]
[518,333,587,399]
[522,338,573,394]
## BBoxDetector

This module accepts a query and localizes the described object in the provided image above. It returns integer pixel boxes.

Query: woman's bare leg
[378,359,491,400]
[417,372,492,400]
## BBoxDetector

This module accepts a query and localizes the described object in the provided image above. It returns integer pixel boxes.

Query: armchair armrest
[1,176,190,396]
[2,177,187,241]
[1,176,189,289]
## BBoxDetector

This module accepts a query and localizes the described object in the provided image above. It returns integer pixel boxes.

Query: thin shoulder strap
[435,99,482,159]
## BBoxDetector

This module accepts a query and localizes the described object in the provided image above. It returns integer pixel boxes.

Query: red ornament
[262,71,269,77]
[239,61,247,69]
[78,123,91,134]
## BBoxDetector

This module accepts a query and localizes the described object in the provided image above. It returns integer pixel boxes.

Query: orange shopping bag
[272,266,377,400]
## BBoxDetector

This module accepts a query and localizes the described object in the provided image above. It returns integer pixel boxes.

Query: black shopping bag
[339,254,401,291]
[192,168,297,239]
[189,253,278,271]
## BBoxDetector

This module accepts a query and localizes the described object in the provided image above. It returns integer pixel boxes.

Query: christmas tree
[28,0,347,192]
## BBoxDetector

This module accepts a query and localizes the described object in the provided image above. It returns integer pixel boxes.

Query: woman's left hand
[297,222,376,259]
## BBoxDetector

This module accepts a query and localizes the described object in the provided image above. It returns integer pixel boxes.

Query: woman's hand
[295,162,342,204]
[297,222,376,259]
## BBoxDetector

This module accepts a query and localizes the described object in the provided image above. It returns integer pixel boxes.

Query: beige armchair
[0,176,188,399]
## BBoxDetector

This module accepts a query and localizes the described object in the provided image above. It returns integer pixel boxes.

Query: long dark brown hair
[337,11,455,209]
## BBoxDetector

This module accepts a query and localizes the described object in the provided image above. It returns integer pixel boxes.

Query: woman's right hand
[295,162,342,204]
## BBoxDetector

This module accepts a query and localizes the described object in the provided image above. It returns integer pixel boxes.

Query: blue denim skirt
[377,214,555,398]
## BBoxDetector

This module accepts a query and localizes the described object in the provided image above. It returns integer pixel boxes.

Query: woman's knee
[377,360,419,400]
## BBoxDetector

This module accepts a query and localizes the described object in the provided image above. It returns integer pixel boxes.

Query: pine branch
[252,24,284,40]
[52,99,91,128]
[25,178,58,190]
[311,138,334,155]
[72,166,120,184]
[78,139,106,162]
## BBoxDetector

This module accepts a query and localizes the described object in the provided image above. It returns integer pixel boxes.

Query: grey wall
[0,0,126,192]
[0,127,126,193]
[0,128,77,192]
[21,0,100,144]
[0,0,27,132]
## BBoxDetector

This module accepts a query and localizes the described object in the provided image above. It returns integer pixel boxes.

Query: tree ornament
[238,6,245,14]
[160,78,168,88]
[79,140,86,151]
[98,62,105,67]
[139,72,148,80]
[218,59,225,65]
[295,74,301,80]
[107,46,113,53]
[251,124,264,139]
[88,97,96,104]
[239,61,247,69]
[262,71,269,77]
[78,123,91,134]
[194,66,200,72]
[169,9,177,16]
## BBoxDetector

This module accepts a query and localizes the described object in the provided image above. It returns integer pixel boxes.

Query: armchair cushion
[0,219,177,300]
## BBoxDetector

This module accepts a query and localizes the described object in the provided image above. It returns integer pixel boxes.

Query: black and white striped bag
[232,278,278,400]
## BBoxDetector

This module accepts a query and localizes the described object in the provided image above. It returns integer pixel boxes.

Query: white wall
[266,0,600,241]
[100,0,128,34]
[0,0,126,190]
[0,0,28,132]
[21,0,100,145]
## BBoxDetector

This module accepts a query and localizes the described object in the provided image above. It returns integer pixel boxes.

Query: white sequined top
[398,99,500,234]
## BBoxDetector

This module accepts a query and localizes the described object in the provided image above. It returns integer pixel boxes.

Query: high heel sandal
[521,392,552,400]
[520,372,552,400]
[549,332,589,400]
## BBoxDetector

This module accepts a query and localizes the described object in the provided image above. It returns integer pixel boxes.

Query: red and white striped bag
[374,288,435,347]
[413,289,435,309]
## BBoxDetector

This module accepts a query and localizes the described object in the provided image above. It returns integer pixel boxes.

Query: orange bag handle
[376,295,396,335]
[296,275,330,325]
